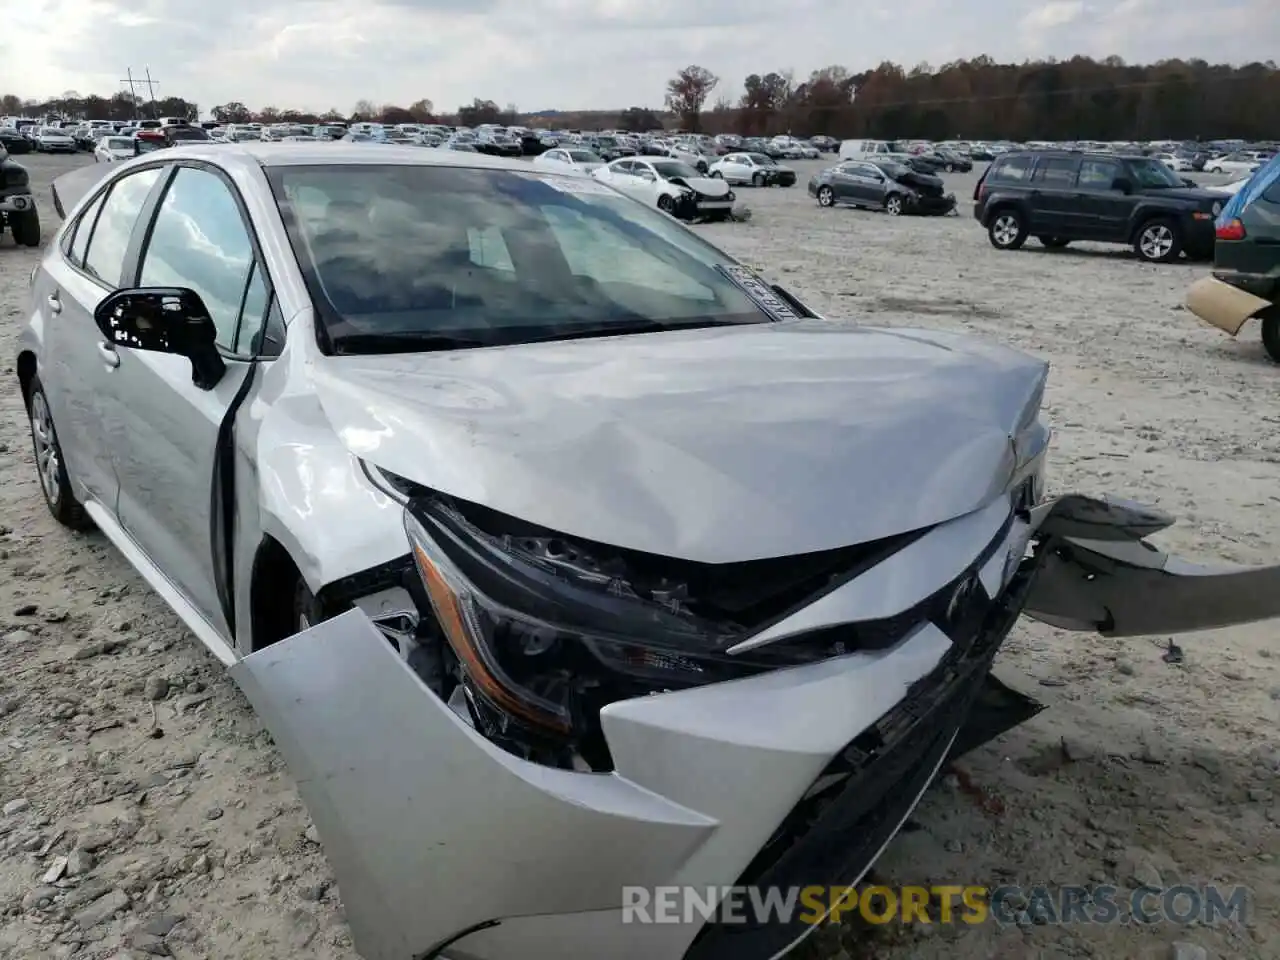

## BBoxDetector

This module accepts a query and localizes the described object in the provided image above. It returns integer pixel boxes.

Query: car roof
[150,141,546,174]
[1001,149,1147,162]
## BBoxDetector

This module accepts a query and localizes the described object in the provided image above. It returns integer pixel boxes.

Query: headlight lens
[403,498,755,752]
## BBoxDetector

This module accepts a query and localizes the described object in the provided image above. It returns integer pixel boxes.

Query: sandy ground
[0,152,1277,960]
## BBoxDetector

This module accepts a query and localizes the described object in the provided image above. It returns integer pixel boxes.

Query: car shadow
[1023,244,1207,267]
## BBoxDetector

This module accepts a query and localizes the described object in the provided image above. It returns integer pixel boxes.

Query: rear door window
[82,167,164,286]
[1031,157,1081,186]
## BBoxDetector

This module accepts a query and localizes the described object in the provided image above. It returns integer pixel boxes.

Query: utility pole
[119,68,140,120]
[141,68,159,119]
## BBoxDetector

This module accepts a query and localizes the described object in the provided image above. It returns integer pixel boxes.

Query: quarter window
[137,166,259,352]
[66,191,106,266]
[82,167,163,286]
[989,155,1032,182]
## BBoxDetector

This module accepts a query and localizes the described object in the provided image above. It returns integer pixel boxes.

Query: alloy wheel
[992,214,1020,246]
[30,392,61,508]
[885,196,903,216]
[1139,224,1174,260]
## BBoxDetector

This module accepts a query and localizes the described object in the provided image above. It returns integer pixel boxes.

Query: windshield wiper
[331,331,493,355]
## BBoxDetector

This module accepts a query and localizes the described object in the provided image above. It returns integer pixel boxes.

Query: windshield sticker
[513,172,616,196]
[717,264,800,321]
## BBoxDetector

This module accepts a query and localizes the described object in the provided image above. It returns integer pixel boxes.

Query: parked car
[23,140,1280,960]
[593,156,734,221]
[33,126,78,153]
[532,147,604,173]
[809,159,957,216]
[933,148,974,173]
[0,126,32,154]
[0,144,39,245]
[974,150,1226,263]
[94,136,137,163]
[707,152,796,187]
[1186,155,1280,361]
[1205,152,1262,175]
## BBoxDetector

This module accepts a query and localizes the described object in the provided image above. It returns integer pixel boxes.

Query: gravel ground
[1,153,1277,960]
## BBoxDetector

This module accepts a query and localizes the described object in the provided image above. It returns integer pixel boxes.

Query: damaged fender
[1025,494,1280,636]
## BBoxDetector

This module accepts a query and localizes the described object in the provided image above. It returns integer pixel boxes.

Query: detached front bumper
[909,192,958,216]
[230,493,1280,960]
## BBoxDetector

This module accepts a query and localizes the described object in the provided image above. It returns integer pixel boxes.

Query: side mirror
[1111,177,1133,194]
[1181,177,1196,188]
[94,287,226,390]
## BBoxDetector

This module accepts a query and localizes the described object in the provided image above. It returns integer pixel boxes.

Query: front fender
[1025,495,1280,636]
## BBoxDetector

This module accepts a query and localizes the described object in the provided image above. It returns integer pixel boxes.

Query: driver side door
[100,162,275,640]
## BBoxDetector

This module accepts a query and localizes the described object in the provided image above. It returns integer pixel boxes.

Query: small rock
[143,677,169,702]
[190,855,210,875]
[1061,737,1096,762]
[72,888,130,929]
[66,848,95,876]
[204,807,223,821]
[127,932,169,956]
[943,839,964,853]
[42,856,69,883]
[303,825,321,844]
[71,642,107,660]
[299,881,328,901]
[286,908,319,949]
[141,914,183,937]
[1168,943,1208,960]
[1127,858,1162,889]
[1115,659,1136,676]
[3,797,31,816]
[3,630,35,644]
[76,828,114,852]
[22,885,59,910]
[14,603,38,616]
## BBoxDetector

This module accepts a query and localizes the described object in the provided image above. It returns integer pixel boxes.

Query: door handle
[96,341,120,368]
[46,293,61,314]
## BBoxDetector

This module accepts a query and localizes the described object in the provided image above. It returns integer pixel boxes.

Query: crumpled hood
[669,176,730,198]
[311,321,1048,562]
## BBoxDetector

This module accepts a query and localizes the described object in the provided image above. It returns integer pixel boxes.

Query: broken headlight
[402,496,759,763]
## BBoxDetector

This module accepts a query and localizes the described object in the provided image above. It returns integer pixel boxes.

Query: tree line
[5,55,1278,141]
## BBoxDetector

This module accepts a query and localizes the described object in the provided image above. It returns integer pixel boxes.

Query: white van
[838,139,897,161]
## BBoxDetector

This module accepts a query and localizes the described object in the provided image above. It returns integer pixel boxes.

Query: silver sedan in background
[18,144,1280,960]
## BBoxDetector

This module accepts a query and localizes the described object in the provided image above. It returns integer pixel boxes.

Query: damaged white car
[19,143,1280,960]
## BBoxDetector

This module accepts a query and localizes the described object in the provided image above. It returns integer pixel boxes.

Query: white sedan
[592,156,734,221]
[533,147,605,173]
[93,135,137,162]
[33,127,78,153]
[1153,152,1193,172]
[1205,152,1261,175]
[707,152,797,187]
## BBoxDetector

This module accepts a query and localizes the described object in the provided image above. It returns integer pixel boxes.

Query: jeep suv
[973,150,1227,263]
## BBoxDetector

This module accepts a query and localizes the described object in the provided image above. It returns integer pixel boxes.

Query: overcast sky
[5,0,1277,116]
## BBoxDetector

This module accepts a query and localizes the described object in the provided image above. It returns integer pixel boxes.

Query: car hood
[668,176,730,197]
[310,321,1048,562]
[1145,186,1227,203]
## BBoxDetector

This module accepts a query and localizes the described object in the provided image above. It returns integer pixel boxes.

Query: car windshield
[268,163,770,353]
[39,127,63,136]
[105,138,132,150]
[650,160,699,179]
[166,127,210,141]
[1128,158,1182,188]
[567,150,600,163]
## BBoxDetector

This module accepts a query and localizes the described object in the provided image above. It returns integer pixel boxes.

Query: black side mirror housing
[1111,177,1133,194]
[1182,177,1197,188]
[94,287,226,390]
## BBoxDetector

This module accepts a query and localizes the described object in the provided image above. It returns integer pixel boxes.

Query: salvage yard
[1,152,1278,960]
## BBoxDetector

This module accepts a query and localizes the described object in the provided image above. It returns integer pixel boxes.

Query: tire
[27,377,91,530]
[10,209,39,247]
[817,186,835,207]
[944,164,954,173]
[657,194,676,214]
[1133,218,1182,263]
[752,172,765,187]
[709,170,722,178]
[884,194,904,216]
[1262,311,1280,364]
[988,208,1027,250]
[1038,236,1070,249]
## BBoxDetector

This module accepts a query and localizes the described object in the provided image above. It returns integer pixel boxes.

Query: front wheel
[884,194,904,216]
[709,170,722,178]
[1262,311,1280,363]
[988,209,1027,250]
[817,186,835,207]
[751,172,765,187]
[10,209,39,247]
[1134,218,1182,263]
[657,194,676,215]
[27,377,91,530]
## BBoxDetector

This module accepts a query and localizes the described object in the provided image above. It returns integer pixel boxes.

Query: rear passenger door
[1026,156,1082,236]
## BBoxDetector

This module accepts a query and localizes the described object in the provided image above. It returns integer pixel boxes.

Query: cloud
[2,0,1277,115]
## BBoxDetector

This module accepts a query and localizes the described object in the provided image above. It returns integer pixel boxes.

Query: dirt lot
[0,152,1277,960]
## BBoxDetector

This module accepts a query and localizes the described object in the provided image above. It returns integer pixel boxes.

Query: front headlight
[402,497,756,761]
